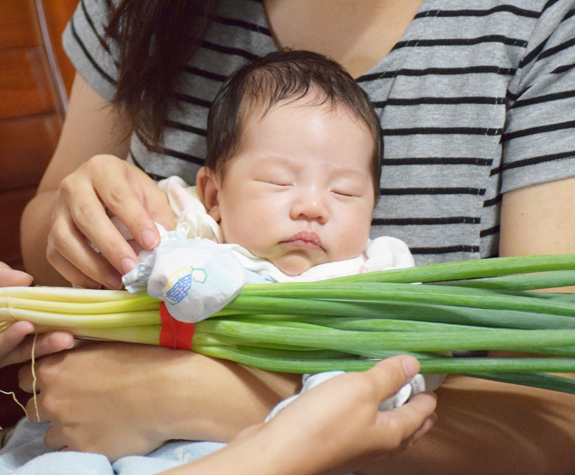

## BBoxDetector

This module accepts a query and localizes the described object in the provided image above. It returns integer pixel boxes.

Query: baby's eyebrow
[252,155,296,168]
[249,155,371,183]
[328,167,371,181]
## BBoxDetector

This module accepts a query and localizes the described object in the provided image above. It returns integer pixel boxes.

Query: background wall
[0,0,78,431]
[0,0,78,270]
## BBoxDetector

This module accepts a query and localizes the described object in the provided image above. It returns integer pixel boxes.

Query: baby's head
[197,50,381,276]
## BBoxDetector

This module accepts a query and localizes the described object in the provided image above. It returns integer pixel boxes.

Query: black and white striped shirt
[63,0,575,265]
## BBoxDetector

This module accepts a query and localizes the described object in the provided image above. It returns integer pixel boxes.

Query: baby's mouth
[280,231,325,251]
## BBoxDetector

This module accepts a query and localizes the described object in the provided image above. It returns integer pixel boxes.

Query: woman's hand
[21,74,176,287]
[258,356,437,475]
[0,322,74,369]
[0,263,74,368]
[19,342,177,458]
[18,341,301,461]
[46,154,175,289]
[0,262,33,288]
[160,356,437,475]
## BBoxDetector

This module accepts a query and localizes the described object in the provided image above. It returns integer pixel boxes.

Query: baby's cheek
[335,225,370,258]
[223,217,270,255]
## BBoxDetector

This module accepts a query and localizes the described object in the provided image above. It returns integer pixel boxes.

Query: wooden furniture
[0,0,78,431]
[0,0,78,270]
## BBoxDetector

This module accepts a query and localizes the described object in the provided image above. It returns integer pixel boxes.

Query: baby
[123,50,413,319]
[122,50,436,412]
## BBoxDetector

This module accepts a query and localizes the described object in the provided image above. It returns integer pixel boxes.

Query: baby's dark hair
[205,50,382,198]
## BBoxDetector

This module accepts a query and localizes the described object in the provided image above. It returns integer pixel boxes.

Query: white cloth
[0,418,224,475]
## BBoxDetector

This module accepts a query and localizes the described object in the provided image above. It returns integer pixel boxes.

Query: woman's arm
[159,356,437,475]
[500,176,575,257]
[500,176,575,292]
[21,74,173,288]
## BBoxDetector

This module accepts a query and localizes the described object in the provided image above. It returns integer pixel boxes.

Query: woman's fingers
[46,155,174,288]
[31,332,76,363]
[0,321,34,368]
[139,173,179,232]
[99,164,170,249]
[43,424,69,451]
[405,405,438,446]
[365,357,437,448]
[376,391,438,449]
[48,211,116,288]
[7,331,75,372]
[0,263,33,287]
[55,164,141,283]
[47,247,106,289]
[0,324,72,369]
[18,362,34,393]
[76,156,173,261]
[366,355,420,399]
[24,393,48,424]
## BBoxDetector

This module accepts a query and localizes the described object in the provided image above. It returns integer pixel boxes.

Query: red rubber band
[159,302,196,350]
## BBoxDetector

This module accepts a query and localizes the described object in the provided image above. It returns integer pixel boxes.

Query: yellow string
[0,319,32,429]
[0,389,29,431]
[31,334,40,423]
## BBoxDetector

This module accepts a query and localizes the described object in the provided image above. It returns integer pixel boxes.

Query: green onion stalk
[3,254,575,395]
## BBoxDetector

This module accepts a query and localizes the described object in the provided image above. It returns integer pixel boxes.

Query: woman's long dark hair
[105,0,220,146]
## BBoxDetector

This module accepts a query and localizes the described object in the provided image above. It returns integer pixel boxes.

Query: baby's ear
[196,167,221,222]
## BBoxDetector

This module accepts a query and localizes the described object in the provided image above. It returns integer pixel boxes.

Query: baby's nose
[290,190,328,223]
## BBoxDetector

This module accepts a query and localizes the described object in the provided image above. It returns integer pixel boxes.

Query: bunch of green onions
[3,254,575,394]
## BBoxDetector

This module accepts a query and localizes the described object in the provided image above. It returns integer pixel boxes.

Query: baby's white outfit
[122,177,416,322]
[122,176,441,415]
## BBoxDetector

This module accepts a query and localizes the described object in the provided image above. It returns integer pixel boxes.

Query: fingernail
[402,357,420,379]
[121,258,138,275]
[67,339,80,350]
[141,228,158,250]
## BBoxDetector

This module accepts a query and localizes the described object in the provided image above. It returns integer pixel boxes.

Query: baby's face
[206,98,376,276]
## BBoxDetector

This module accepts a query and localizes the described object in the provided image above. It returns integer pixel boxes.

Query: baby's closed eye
[254,172,294,187]
[331,189,358,198]
[329,182,365,198]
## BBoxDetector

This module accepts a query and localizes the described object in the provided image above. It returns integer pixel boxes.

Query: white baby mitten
[265,370,443,422]
[123,226,247,322]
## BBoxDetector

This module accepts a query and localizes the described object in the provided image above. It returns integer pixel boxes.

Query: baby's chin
[270,254,325,276]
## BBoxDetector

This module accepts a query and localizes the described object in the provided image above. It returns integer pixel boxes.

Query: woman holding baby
[7,0,575,474]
